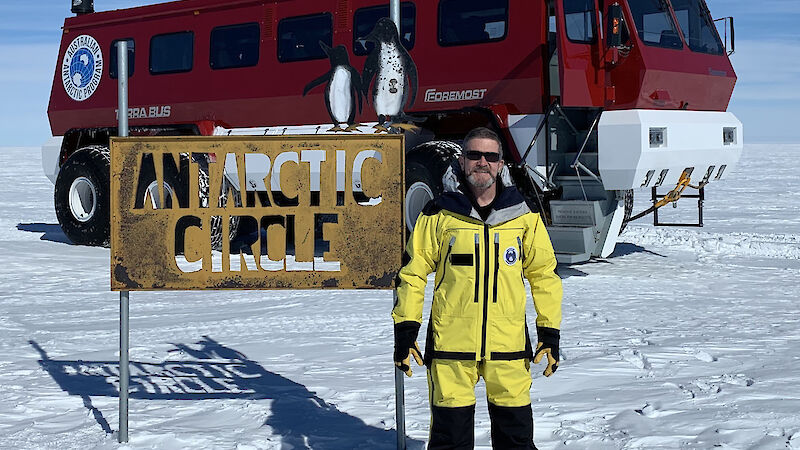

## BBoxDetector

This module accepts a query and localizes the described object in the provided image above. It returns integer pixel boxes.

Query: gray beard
[467,172,495,189]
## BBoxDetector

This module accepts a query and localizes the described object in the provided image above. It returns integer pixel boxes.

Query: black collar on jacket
[423,163,531,226]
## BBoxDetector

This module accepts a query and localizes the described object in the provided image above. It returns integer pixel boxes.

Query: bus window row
[108,0,723,80]
[109,0,509,79]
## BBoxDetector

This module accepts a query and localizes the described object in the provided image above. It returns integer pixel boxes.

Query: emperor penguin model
[360,17,418,133]
[303,42,363,132]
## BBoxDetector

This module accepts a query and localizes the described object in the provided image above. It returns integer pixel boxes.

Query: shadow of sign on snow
[31,337,418,448]
[16,223,72,244]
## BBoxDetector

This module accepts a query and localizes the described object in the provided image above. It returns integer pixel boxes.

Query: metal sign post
[389,4,406,448]
[116,39,130,444]
[119,290,129,443]
[393,292,406,450]
[390,0,400,31]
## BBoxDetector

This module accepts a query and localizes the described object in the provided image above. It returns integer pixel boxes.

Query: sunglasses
[464,150,501,163]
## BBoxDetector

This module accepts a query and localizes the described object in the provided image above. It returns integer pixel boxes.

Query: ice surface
[0,144,798,449]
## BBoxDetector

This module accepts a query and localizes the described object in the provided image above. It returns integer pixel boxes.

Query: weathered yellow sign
[110,135,404,291]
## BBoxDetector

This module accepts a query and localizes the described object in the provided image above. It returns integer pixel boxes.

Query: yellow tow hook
[625,169,695,223]
[654,169,692,209]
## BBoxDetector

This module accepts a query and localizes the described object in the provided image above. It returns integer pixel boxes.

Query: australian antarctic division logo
[504,247,518,266]
[61,35,103,102]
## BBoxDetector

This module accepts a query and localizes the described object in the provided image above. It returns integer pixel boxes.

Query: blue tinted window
[210,22,260,69]
[278,13,332,62]
[110,38,134,79]
[671,0,724,54]
[628,0,684,49]
[353,3,416,55]
[438,0,509,46]
[564,0,596,44]
[150,32,194,74]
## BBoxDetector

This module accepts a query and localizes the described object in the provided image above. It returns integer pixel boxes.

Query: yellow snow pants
[427,359,535,449]
[427,358,531,407]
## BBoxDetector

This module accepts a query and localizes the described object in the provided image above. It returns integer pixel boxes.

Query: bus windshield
[670,0,725,54]
[627,0,683,49]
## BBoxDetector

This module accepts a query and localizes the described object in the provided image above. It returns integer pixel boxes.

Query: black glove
[394,321,423,377]
[533,327,560,377]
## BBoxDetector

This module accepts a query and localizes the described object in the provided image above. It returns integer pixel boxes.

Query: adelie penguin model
[303,42,363,132]
[360,17,418,133]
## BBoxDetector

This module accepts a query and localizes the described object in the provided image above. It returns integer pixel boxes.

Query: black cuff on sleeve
[536,326,560,347]
[394,321,421,362]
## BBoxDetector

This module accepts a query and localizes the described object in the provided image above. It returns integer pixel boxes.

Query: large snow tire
[134,152,190,210]
[404,141,461,232]
[54,145,111,246]
[618,189,634,235]
[151,155,241,252]
[196,158,241,251]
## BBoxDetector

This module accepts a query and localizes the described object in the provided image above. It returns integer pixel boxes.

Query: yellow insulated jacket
[392,168,562,363]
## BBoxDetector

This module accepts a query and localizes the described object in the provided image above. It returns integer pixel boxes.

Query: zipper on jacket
[434,236,456,291]
[480,224,490,359]
[473,233,480,303]
[493,232,500,303]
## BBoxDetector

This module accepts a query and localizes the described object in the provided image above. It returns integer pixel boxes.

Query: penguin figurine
[303,42,363,132]
[360,17,418,133]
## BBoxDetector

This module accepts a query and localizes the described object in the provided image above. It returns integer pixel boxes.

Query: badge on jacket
[504,247,518,265]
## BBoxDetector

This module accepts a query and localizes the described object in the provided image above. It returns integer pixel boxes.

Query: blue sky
[0,0,797,146]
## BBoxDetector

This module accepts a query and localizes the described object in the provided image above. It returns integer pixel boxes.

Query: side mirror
[607,3,623,48]
[713,16,735,55]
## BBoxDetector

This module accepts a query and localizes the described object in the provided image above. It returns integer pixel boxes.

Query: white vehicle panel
[598,110,743,190]
[41,137,64,184]
[507,114,546,168]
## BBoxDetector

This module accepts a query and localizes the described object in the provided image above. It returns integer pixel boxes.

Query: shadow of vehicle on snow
[556,243,666,279]
[31,336,419,449]
[609,242,666,258]
[16,223,73,245]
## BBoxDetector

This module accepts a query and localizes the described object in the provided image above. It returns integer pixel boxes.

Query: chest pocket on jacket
[435,233,476,288]
[434,230,480,315]
[450,254,474,266]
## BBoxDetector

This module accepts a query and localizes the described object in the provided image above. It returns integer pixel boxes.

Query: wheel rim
[405,181,434,231]
[68,177,97,222]
[144,181,176,209]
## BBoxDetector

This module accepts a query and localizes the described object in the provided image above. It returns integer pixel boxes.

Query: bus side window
[210,22,260,70]
[563,0,597,44]
[353,2,416,56]
[110,38,135,79]
[150,32,194,75]
[438,0,509,47]
[277,13,333,63]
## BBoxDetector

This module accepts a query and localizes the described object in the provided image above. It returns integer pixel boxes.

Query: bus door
[554,0,604,106]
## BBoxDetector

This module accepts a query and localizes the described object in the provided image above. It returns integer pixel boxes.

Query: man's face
[460,137,503,189]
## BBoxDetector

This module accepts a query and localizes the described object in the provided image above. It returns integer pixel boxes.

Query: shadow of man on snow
[31,336,421,449]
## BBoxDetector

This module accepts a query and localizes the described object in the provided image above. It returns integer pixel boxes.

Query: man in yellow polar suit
[393,127,562,449]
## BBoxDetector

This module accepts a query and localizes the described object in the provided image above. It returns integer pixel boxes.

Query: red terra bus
[45,0,742,262]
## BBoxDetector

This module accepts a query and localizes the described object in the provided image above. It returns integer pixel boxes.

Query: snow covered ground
[0,144,798,449]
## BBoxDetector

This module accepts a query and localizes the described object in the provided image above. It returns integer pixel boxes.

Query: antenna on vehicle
[71,0,94,15]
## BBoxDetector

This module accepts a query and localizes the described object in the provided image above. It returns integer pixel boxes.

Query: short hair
[463,127,503,154]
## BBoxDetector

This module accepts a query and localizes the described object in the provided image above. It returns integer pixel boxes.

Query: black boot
[487,403,536,449]
[428,404,475,449]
